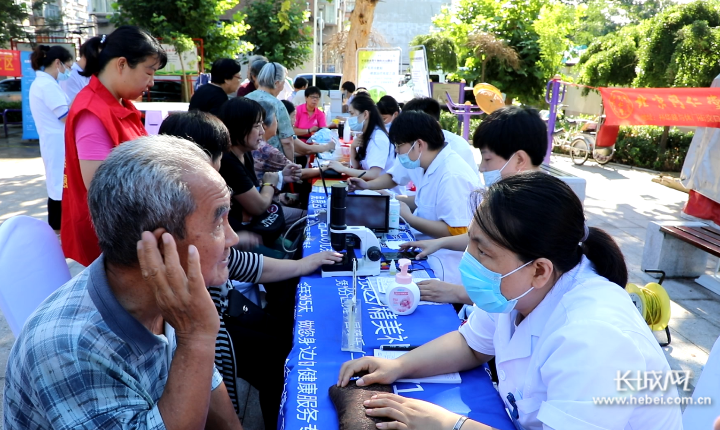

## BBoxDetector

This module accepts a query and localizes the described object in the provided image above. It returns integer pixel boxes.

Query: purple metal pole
[462,105,471,141]
[544,76,561,164]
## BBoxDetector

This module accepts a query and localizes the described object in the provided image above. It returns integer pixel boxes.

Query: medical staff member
[338,172,683,430]
[377,95,400,129]
[324,95,394,182]
[345,97,479,203]
[60,36,101,104]
[62,26,166,266]
[29,45,74,231]
[401,105,547,307]
[392,111,480,284]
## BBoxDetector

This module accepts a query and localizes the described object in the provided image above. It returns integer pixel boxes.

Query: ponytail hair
[473,172,628,287]
[79,36,102,63]
[81,26,167,77]
[30,45,72,71]
[350,95,387,162]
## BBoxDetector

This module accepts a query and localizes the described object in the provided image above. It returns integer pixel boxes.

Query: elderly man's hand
[137,231,219,345]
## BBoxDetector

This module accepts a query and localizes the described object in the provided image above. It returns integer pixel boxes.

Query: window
[91,0,114,14]
[0,80,21,92]
[43,3,60,18]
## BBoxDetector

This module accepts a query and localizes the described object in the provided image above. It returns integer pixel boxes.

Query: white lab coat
[359,127,394,174]
[411,146,481,285]
[459,257,683,430]
[442,129,480,176]
[386,129,479,192]
[29,71,69,201]
[60,62,90,104]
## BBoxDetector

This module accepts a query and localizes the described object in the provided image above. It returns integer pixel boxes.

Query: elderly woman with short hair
[246,62,334,160]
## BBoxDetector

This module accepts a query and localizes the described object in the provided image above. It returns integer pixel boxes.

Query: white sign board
[409,46,430,98]
[356,48,401,102]
[158,43,199,75]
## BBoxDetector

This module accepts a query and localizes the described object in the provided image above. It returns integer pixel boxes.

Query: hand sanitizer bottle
[389,194,400,233]
[387,259,420,315]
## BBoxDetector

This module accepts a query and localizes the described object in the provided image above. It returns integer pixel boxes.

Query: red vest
[61,76,147,266]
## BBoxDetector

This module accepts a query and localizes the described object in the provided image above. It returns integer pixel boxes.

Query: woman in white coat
[338,172,683,430]
[29,45,73,231]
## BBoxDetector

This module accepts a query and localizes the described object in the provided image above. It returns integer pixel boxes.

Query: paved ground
[1,124,719,420]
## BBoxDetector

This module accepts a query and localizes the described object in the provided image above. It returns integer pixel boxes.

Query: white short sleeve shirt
[360,127,395,173]
[459,257,683,430]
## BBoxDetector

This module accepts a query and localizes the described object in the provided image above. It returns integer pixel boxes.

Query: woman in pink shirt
[293,86,335,139]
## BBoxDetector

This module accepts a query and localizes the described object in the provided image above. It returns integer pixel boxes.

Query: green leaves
[410,34,458,72]
[239,0,312,70]
[112,0,250,63]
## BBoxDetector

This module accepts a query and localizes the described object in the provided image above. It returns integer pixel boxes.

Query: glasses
[233,74,241,80]
[307,96,320,101]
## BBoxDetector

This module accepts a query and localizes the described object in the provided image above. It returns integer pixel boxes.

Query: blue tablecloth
[278,192,514,430]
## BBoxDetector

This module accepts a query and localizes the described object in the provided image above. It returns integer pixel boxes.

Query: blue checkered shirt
[4,255,223,429]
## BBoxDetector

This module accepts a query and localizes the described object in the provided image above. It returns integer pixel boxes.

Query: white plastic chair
[0,216,71,336]
[683,335,720,429]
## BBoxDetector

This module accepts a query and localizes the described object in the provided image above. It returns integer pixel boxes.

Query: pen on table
[380,345,420,351]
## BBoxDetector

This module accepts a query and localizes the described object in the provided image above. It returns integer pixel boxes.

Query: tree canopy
[409,33,457,72]
[240,0,312,70]
[112,0,250,63]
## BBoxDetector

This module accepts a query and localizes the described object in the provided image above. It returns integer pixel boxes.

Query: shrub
[439,110,482,137]
[613,126,693,172]
[0,101,22,124]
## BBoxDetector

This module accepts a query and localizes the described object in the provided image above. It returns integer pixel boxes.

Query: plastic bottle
[343,119,351,142]
[387,259,420,315]
[389,194,400,233]
[389,259,397,276]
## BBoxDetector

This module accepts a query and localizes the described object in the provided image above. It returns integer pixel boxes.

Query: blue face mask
[398,141,422,170]
[459,251,534,313]
[57,63,72,82]
[348,113,365,131]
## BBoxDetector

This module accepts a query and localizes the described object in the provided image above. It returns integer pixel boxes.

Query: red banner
[0,50,21,77]
[599,87,720,128]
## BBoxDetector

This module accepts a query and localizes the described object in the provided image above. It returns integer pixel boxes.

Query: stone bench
[541,163,586,202]
[642,221,720,295]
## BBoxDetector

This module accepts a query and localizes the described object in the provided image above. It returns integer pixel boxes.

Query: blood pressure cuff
[328,381,393,430]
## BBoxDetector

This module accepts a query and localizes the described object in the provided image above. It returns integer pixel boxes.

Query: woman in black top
[217,97,304,236]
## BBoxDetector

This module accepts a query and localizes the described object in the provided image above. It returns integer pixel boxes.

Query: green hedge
[613,126,693,172]
[439,111,482,138]
[0,101,22,124]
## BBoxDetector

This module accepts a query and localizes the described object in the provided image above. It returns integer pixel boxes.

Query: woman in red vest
[62,26,167,266]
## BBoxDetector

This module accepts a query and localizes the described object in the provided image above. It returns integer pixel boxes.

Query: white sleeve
[363,130,392,170]
[435,173,477,227]
[536,321,649,430]
[458,305,497,355]
[45,83,69,119]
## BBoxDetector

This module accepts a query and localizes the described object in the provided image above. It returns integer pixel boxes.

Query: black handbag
[247,203,286,246]
[225,288,272,331]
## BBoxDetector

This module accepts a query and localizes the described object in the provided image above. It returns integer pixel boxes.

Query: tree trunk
[341,0,380,85]
[178,51,191,103]
[658,125,670,153]
[481,58,487,83]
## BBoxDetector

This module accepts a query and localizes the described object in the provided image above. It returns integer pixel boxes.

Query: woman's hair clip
[100,34,107,46]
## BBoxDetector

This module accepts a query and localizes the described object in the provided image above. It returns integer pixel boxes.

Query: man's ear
[530,258,555,291]
[514,150,535,172]
[151,228,168,256]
